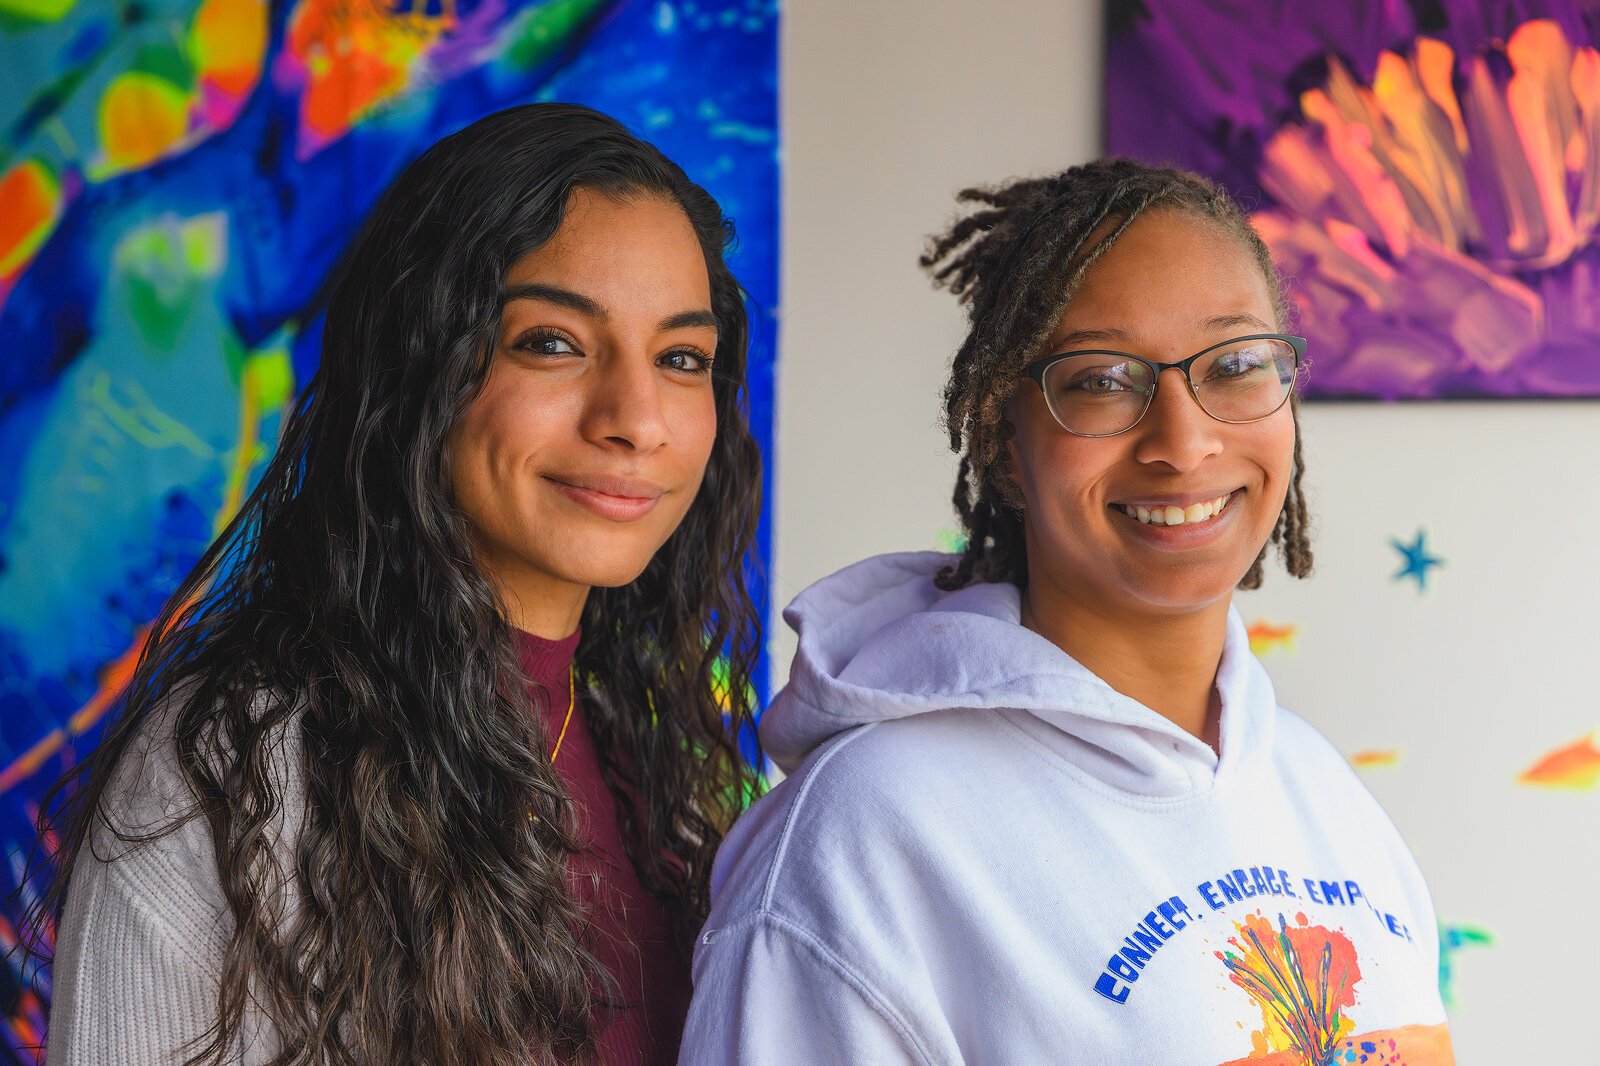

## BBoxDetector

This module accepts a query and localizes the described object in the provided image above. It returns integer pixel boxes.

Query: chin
[1126,571,1247,614]
[552,553,661,590]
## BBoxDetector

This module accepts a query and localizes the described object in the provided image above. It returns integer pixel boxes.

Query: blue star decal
[1391,529,1445,591]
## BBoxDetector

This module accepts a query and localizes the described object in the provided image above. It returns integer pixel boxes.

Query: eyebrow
[1203,312,1274,333]
[501,283,606,319]
[658,309,720,332]
[1052,327,1131,349]
[1051,314,1275,351]
[500,283,718,334]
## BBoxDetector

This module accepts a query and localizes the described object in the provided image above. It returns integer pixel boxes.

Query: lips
[1104,487,1247,547]
[546,473,667,522]
[1113,492,1235,527]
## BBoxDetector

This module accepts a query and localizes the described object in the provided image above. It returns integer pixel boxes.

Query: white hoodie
[681,552,1452,1066]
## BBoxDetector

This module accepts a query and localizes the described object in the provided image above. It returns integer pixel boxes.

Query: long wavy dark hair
[34,103,763,1065]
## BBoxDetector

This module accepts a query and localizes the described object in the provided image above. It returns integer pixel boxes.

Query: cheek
[670,388,719,477]
[1010,422,1105,515]
[1257,409,1298,492]
[449,375,561,497]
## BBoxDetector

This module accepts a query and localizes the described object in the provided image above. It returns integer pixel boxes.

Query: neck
[1021,584,1230,747]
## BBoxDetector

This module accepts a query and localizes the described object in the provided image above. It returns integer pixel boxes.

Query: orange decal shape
[1247,620,1299,656]
[1519,733,1600,790]
[1350,749,1401,769]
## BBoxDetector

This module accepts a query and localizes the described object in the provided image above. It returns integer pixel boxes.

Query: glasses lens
[1040,354,1156,435]
[1192,337,1297,422]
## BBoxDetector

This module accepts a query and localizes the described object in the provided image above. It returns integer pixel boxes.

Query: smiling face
[1007,208,1296,619]
[447,187,719,630]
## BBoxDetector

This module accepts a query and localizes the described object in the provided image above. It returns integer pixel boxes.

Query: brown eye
[514,329,580,357]
[659,349,714,375]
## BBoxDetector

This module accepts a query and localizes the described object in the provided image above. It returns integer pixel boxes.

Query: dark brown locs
[919,158,1314,593]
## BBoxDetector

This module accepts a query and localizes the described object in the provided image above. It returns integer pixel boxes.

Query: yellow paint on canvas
[0,0,75,21]
[99,72,190,172]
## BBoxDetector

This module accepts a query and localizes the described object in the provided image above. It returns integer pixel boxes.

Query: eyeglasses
[1022,333,1306,437]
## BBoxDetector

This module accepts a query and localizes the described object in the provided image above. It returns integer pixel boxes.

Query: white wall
[775,0,1102,645]
[780,2,1598,1060]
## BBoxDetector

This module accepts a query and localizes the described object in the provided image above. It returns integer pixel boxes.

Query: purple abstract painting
[1106,0,1600,399]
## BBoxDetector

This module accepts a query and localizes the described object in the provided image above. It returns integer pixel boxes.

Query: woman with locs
[41,103,763,1065]
[682,160,1455,1064]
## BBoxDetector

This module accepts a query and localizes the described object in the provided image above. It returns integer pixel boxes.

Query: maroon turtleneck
[516,627,691,1065]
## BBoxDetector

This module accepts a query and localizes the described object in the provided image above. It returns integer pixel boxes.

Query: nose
[579,352,669,453]
[1130,367,1224,472]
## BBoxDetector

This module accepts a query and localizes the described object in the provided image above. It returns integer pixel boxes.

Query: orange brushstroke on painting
[0,161,60,277]
[1415,37,1469,151]
[0,159,62,310]
[1571,47,1600,233]
[1326,218,1398,279]
[1246,620,1298,656]
[0,731,67,795]
[192,0,267,98]
[0,620,161,795]
[1465,54,1544,259]
[67,626,149,735]
[1506,21,1580,263]
[1350,749,1400,768]
[1259,16,1600,334]
[286,0,452,156]
[190,0,267,128]
[1519,733,1600,790]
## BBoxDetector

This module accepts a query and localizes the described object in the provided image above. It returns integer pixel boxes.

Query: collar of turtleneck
[514,626,581,715]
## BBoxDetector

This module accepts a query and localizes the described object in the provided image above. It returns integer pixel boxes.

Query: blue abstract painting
[0,0,777,1055]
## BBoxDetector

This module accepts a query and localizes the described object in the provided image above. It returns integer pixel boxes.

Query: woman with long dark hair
[41,103,762,1065]
[683,160,1453,1063]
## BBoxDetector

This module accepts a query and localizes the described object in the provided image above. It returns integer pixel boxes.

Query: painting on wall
[1106,0,1600,400]
[0,0,777,1057]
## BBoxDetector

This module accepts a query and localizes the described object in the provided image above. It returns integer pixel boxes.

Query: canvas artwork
[0,0,777,1056]
[1106,0,1600,399]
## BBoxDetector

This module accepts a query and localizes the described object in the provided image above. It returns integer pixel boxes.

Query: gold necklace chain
[549,665,576,762]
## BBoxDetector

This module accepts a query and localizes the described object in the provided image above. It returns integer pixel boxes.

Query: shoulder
[1266,704,1432,876]
[74,684,307,924]
[1269,703,1368,784]
[710,708,1022,923]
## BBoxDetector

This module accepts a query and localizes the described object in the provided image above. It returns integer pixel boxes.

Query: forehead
[504,187,711,309]
[1049,209,1276,345]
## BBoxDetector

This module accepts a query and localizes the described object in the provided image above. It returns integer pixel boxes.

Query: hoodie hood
[763,552,1280,797]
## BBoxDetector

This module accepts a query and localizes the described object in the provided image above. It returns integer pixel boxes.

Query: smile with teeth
[1115,492,1234,527]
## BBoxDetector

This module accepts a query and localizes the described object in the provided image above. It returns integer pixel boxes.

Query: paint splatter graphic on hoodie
[1215,911,1454,1065]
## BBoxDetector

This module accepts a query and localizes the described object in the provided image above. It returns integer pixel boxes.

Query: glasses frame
[1021,333,1307,438]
